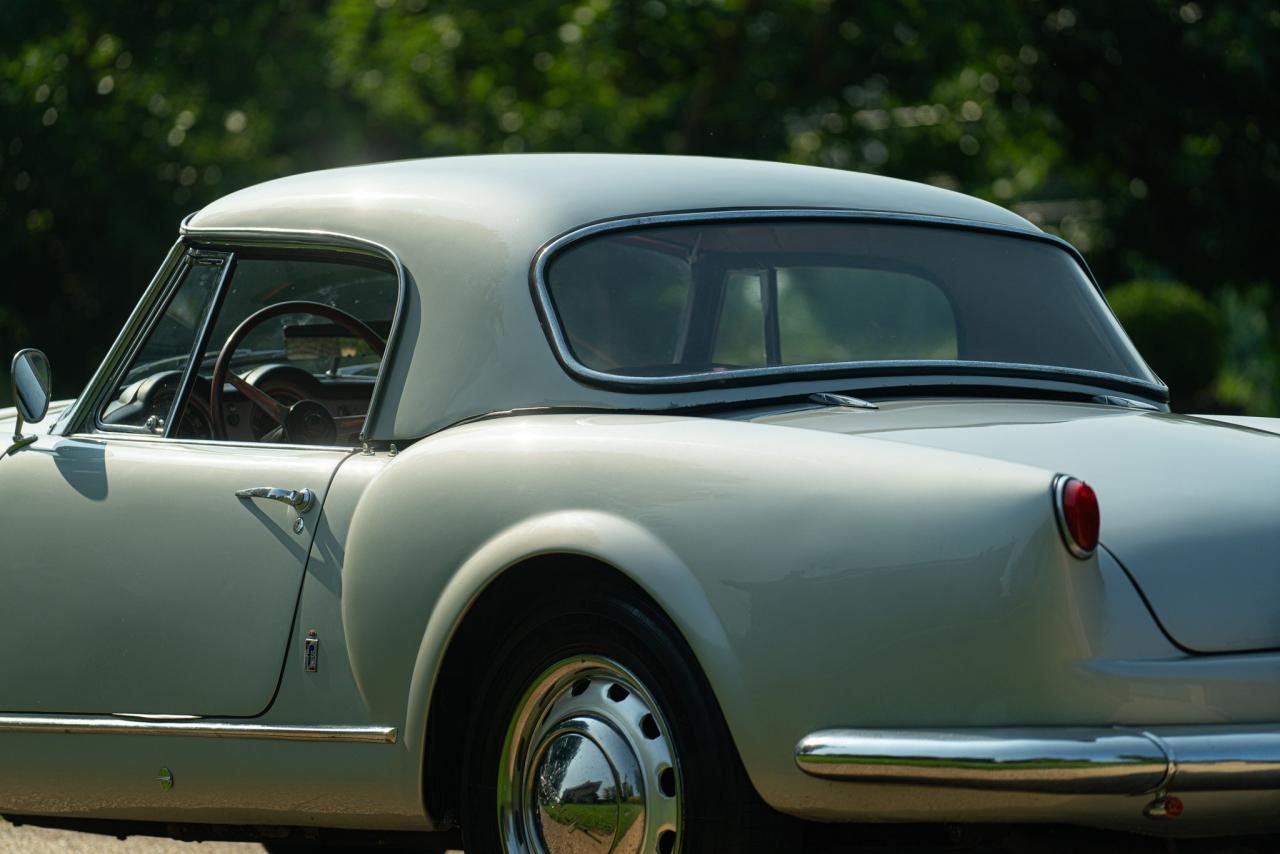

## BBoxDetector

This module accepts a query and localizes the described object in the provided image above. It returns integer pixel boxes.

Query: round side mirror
[11,349,52,425]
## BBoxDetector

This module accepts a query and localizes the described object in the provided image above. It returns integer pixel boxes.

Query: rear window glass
[542,220,1154,384]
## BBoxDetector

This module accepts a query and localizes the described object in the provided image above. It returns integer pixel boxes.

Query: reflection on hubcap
[533,720,643,854]
[499,657,682,854]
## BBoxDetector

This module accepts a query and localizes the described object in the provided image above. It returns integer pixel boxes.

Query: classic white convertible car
[1,155,1277,853]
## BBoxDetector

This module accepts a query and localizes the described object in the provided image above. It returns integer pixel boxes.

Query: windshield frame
[530,209,1168,404]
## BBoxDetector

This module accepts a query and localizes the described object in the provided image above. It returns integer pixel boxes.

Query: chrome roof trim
[529,209,1168,403]
[0,713,397,743]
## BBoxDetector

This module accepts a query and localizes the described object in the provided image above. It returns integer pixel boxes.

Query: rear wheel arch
[420,553,739,830]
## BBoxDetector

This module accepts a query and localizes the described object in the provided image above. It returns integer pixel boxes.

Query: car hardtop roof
[185,153,1037,244]
[181,154,1076,443]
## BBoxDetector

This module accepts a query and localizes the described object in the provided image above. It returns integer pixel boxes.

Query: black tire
[459,584,794,853]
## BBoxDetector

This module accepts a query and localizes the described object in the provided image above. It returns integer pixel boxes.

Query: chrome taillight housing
[1053,475,1100,559]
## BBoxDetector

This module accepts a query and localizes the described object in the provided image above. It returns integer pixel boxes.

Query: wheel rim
[498,656,683,854]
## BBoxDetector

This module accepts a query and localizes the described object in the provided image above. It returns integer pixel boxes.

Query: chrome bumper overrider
[795,725,1280,794]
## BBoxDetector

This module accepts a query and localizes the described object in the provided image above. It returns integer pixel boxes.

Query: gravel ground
[0,821,469,853]
[3,817,1272,853]
[0,820,263,852]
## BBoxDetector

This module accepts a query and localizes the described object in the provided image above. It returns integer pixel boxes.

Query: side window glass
[171,254,398,446]
[99,257,224,435]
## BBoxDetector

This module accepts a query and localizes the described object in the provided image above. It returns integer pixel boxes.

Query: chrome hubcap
[499,657,682,854]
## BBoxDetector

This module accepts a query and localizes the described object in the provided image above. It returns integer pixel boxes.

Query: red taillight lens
[1054,476,1100,558]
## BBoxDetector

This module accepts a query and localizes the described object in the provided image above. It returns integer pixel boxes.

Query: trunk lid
[749,398,1280,654]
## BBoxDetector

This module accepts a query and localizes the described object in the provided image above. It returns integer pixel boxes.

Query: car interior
[98,251,398,446]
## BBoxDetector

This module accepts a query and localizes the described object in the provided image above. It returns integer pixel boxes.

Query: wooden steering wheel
[208,301,386,444]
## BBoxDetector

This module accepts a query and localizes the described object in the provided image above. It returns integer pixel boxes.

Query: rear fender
[398,509,739,761]
[335,414,1107,820]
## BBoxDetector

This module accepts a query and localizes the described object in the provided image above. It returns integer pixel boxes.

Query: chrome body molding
[0,715,397,744]
[794,725,1280,794]
[64,430,359,455]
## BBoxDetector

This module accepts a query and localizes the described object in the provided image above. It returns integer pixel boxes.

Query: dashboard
[100,364,375,446]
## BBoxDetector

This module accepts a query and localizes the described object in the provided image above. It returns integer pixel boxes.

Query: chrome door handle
[235,486,316,513]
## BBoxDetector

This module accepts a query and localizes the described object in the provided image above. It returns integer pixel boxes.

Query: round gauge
[177,407,213,440]
[151,391,214,440]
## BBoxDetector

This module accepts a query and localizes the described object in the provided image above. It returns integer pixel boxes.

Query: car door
[0,435,344,716]
[0,245,399,717]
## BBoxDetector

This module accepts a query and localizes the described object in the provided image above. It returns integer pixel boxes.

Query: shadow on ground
[801,823,1277,853]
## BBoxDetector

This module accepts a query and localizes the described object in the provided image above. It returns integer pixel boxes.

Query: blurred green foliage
[1106,280,1222,409]
[1,0,1277,411]
[1216,285,1279,415]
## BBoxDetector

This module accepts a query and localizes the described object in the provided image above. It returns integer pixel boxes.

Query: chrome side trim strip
[795,728,1166,795]
[0,715,397,744]
[65,432,359,454]
[795,725,1280,794]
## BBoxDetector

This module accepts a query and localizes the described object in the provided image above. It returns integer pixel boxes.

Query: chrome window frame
[54,240,188,438]
[163,250,236,438]
[89,249,234,439]
[529,209,1169,403]
[62,224,411,450]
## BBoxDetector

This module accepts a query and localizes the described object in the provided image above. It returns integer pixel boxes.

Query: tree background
[2,0,1276,412]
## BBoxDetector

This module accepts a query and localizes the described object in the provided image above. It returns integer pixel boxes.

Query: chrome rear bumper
[795,725,1280,795]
